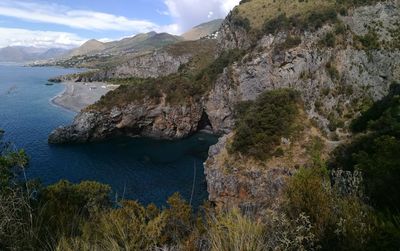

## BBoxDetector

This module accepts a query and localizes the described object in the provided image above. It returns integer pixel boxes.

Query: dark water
[0,65,217,206]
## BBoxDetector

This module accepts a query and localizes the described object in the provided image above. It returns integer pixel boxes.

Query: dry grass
[236,0,335,30]
[208,209,266,251]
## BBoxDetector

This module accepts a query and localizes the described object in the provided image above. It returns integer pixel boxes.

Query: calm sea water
[0,65,217,206]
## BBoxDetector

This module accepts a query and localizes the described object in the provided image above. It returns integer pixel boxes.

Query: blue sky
[0,0,240,48]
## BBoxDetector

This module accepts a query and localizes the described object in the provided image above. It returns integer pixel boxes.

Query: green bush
[321,32,336,47]
[230,89,302,160]
[263,8,338,35]
[284,167,375,250]
[229,8,251,31]
[355,30,380,50]
[333,83,400,213]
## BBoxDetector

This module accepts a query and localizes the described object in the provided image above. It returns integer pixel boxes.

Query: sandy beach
[51,82,118,112]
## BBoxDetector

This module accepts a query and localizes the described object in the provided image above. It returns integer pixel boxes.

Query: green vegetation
[284,166,376,250]
[91,49,245,109]
[3,77,400,250]
[354,30,381,50]
[330,83,400,249]
[234,0,336,31]
[320,32,336,47]
[333,83,400,212]
[230,89,303,160]
[230,0,382,41]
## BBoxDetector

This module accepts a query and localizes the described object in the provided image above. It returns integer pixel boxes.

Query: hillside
[47,32,182,69]
[67,39,106,57]
[43,0,400,249]
[182,19,223,40]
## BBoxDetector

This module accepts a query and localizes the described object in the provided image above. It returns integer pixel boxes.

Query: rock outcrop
[49,97,204,144]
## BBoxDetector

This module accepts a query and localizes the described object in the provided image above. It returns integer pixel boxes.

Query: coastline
[50,81,118,113]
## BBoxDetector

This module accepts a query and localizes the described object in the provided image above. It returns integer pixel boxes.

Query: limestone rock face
[49,99,203,143]
[204,0,400,211]
[217,16,252,52]
[112,51,191,79]
[204,134,293,211]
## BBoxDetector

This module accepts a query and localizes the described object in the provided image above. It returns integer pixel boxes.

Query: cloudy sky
[0,0,240,49]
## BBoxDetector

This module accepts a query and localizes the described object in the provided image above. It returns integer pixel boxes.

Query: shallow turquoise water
[0,65,217,206]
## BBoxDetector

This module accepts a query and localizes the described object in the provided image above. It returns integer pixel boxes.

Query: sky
[0,0,240,49]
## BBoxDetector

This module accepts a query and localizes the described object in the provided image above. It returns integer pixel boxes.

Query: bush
[321,32,336,47]
[208,209,265,251]
[355,30,380,50]
[263,8,338,35]
[284,167,375,250]
[230,89,302,160]
[38,180,111,244]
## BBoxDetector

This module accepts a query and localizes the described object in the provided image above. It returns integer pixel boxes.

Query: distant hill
[67,39,106,58]
[182,19,223,41]
[66,32,182,58]
[0,46,68,63]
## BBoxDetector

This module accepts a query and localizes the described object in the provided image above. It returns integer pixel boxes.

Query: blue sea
[0,64,217,206]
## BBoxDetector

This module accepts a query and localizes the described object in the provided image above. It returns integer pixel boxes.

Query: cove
[0,64,217,206]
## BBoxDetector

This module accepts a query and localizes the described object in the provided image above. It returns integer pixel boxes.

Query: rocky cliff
[49,97,204,143]
[49,0,400,211]
[204,0,400,211]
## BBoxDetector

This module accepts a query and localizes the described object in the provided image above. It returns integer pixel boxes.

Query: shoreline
[50,81,118,113]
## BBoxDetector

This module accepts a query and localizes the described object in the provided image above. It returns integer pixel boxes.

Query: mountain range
[0,19,223,63]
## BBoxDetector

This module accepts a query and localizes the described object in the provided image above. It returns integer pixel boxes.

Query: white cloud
[0,27,86,49]
[0,0,160,32]
[0,0,241,48]
[163,0,240,33]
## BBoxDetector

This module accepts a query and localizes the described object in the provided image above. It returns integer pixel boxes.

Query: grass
[235,0,336,31]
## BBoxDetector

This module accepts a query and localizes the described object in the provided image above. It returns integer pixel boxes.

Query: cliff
[49,0,400,211]
[204,0,400,211]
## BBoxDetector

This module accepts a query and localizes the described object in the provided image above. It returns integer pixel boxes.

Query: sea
[0,64,217,206]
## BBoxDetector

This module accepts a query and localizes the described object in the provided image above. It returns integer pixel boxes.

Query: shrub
[263,8,338,35]
[38,180,111,244]
[230,9,251,31]
[355,30,380,50]
[284,167,375,250]
[79,200,167,250]
[321,32,336,47]
[208,209,265,251]
[230,89,302,160]
[263,13,290,35]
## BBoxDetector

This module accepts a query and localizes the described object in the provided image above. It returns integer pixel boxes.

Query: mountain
[65,32,181,58]
[67,39,106,57]
[182,19,223,40]
[0,46,68,62]
[49,32,182,68]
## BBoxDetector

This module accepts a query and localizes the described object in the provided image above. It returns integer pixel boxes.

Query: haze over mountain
[0,46,68,63]
[0,19,222,63]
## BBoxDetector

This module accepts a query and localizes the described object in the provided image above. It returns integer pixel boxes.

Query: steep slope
[49,0,400,212]
[205,0,400,210]
[182,19,223,40]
